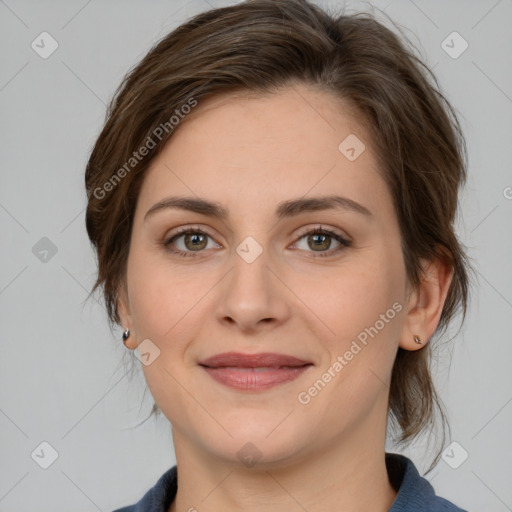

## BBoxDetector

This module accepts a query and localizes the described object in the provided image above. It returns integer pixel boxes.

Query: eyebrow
[144,194,372,222]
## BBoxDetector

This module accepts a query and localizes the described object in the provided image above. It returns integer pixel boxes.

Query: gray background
[1,0,511,510]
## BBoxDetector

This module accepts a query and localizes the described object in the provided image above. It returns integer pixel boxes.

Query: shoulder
[386,453,468,512]
[112,465,178,512]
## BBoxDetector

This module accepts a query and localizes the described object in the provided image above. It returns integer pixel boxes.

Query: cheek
[125,251,205,420]
[304,254,405,416]
[127,246,203,341]
[297,259,404,421]
[291,253,403,350]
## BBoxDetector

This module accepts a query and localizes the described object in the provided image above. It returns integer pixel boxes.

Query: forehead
[136,84,388,217]
[172,84,370,154]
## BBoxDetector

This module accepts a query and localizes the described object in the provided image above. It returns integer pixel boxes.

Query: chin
[213,439,307,470]
[198,419,311,469]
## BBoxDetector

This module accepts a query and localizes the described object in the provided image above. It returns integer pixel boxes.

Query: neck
[168,409,397,512]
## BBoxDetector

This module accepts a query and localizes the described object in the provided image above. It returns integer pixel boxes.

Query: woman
[85,0,472,510]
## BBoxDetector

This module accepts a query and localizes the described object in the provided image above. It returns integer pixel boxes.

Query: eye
[163,224,351,258]
[163,226,219,258]
[292,225,351,258]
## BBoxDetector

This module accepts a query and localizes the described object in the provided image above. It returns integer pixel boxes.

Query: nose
[215,242,291,335]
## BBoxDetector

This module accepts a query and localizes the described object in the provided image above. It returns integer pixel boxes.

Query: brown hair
[85,0,473,466]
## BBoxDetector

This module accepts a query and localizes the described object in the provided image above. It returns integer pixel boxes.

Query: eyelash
[162,225,351,259]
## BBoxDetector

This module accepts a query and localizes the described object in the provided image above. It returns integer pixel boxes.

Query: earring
[122,328,130,346]
[413,334,422,345]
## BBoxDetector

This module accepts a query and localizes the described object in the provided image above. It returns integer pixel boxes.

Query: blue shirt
[112,453,468,511]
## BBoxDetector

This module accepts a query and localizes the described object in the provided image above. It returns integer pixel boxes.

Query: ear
[117,279,138,350]
[399,252,453,351]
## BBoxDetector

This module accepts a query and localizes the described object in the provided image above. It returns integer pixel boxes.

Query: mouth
[199,352,313,391]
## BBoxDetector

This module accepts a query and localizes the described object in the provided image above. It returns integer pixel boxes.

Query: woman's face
[120,83,414,467]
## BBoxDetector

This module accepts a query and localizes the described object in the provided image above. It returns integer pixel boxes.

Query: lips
[199,352,313,391]
[199,352,312,368]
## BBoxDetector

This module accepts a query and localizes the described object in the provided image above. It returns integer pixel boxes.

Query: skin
[118,82,453,512]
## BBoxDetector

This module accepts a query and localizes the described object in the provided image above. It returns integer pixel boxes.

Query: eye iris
[185,233,207,251]
[308,233,330,251]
